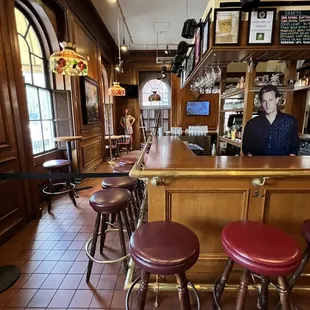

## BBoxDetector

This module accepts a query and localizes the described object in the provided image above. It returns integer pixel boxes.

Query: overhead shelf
[249,86,294,92]
[294,85,310,92]
[220,109,244,113]
[219,136,242,148]
[221,89,245,100]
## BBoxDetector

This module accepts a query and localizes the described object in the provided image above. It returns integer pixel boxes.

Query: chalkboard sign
[279,11,310,45]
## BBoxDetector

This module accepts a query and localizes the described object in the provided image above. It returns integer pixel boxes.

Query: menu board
[279,11,310,45]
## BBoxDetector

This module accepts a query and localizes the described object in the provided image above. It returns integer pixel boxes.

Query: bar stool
[113,164,132,174]
[119,157,137,166]
[42,159,76,212]
[126,221,201,310]
[85,188,132,282]
[102,176,138,232]
[213,220,301,310]
[287,219,310,291]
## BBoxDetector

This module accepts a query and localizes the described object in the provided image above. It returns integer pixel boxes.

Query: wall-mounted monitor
[119,84,139,98]
[186,101,210,116]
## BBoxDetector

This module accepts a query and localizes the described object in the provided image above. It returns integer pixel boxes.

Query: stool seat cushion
[43,159,71,169]
[102,176,137,190]
[302,219,310,243]
[113,165,132,174]
[89,188,131,214]
[222,221,301,277]
[130,221,200,275]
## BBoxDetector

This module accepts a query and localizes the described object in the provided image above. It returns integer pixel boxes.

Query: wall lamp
[177,41,194,56]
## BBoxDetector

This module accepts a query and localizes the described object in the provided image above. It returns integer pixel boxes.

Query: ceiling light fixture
[164,45,170,55]
[120,38,129,52]
[109,0,117,3]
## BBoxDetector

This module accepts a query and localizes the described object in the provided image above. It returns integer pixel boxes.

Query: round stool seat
[222,221,301,277]
[102,176,137,190]
[113,165,132,174]
[43,159,71,170]
[302,219,310,243]
[89,188,131,214]
[130,221,200,275]
[120,158,136,166]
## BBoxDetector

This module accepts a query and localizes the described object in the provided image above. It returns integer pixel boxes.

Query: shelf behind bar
[220,109,244,113]
[221,89,245,100]
[294,85,310,92]
[219,136,242,148]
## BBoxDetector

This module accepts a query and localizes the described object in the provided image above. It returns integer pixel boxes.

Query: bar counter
[130,137,310,288]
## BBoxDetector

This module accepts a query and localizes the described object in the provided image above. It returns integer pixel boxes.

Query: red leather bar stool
[102,176,138,232]
[213,221,301,310]
[113,164,132,174]
[287,219,310,291]
[85,188,132,282]
[126,221,201,310]
[42,159,76,212]
[119,157,136,166]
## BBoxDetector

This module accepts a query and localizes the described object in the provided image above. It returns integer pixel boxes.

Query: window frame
[15,5,57,156]
[140,75,171,110]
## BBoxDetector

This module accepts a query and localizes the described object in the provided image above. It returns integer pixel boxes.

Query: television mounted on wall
[119,84,139,98]
[186,101,210,116]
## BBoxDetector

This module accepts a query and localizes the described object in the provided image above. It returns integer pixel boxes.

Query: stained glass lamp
[50,42,88,76]
[148,91,161,102]
[108,82,126,96]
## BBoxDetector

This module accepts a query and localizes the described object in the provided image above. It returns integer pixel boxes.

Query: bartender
[242,85,299,156]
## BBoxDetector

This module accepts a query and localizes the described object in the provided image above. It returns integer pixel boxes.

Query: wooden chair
[106,139,119,158]
[118,136,131,154]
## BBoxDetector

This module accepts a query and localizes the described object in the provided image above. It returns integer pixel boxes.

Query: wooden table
[130,136,310,289]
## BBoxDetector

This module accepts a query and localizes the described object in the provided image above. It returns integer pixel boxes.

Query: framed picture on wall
[185,48,195,80]
[214,9,241,45]
[80,76,100,124]
[247,9,276,45]
[194,27,201,65]
[202,9,212,55]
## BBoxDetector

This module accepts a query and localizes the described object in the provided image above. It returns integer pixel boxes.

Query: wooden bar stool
[102,176,138,232]
[213,221,301,310]
[85,188,132,282]
[42,159,76,212]
[287,219,310,291]
[126,221,200,310]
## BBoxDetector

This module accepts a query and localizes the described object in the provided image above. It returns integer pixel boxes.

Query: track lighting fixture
[109,0,117,3]
[115,60,124,73]
[177,41,194,56]
[241,0,260,12]
[164,45,170,55]
[120,38,129,52]
[181,19,205,39]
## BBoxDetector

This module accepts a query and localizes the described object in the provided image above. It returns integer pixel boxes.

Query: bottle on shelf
[211,144,216,156]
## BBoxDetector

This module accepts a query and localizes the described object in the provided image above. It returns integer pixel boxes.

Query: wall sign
[279,10,310,45]
[194,27,201,65]
[248,9,276,45]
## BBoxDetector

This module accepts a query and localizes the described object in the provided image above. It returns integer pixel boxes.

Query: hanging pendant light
[120,38,129,52]
[50,42,88,76]
[148,91,161,102]
[108,82,126,96]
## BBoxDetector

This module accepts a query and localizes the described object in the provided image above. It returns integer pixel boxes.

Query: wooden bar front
[131,137,310,287]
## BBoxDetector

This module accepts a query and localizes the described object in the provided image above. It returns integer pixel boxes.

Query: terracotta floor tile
[74,232,90,241]
[47,232,65,241]
[54,240,72,250]
[45,249,65,261]
[41,274,66,289]
[38,240,58,250]
[60,250,80,261]
[110,289,127,309]
[97,274,118,290]
[61,232,77,241]
[115,275,126,290]
[35,233,52,241]
[102,263,121,275]
[25,240,45,250]
[78,274,100,290]
[90,289,113,309]
[48,289,75,308]
[20,260,42,274]
[7,289,37,307]
[0,288,18,307]
[27,289,56,308]
[22,273,48,288]
[51,261,73,273]
[59,274,83,289]
[80,226,94,233]
[75,250,88,261]
[68,261,88,274]
[34,261,57,274]
[69,289,94,308]
[29,249,51,260]
[67,225,83,233]
[68,240,85,251]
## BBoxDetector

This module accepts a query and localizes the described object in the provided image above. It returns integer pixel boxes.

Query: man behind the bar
[242,85,299,156]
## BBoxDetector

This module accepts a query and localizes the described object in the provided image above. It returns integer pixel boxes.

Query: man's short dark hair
[258,85,280,102]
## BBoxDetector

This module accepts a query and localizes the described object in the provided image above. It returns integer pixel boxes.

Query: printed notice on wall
[280,11,310,45]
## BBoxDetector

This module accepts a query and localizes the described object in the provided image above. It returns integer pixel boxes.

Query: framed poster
[80,76,100,124]
[248,9,276,45]
[214,9,241,45]
[185,48,194,80]
[194,27,201,65]
[202,19,210,55]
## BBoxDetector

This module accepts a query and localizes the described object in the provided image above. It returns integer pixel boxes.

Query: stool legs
[136,270,150,310]
[86,213,100,282]
[213,258,234,310]
[100,214,108,254]
[236,269,250,310]
[117,213,128,272]
[258,276,269,310]
[278,277,290,310]
[176,272,191,310]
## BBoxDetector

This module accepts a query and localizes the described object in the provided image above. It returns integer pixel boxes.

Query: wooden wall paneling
[292,90,308,133]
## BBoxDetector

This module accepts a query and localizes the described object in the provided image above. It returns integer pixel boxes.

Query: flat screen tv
[186,101,210,116]
[120,84,139,98]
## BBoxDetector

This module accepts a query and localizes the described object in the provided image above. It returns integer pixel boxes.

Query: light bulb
[121,44,128,52]
[109,0,117,3]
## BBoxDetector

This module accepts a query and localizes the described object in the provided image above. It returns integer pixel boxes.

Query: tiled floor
[0,154,309,309]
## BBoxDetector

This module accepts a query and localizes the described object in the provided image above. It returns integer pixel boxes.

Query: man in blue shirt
[242,85,299,156]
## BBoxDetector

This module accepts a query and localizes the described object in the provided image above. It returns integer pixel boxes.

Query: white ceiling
[91,0,208,50]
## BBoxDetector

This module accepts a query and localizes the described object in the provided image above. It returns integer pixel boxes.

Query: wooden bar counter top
[131,137,310,288]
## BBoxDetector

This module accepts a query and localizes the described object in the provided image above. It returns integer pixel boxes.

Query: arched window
[15,7,55,155]
[140,78,171,109]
